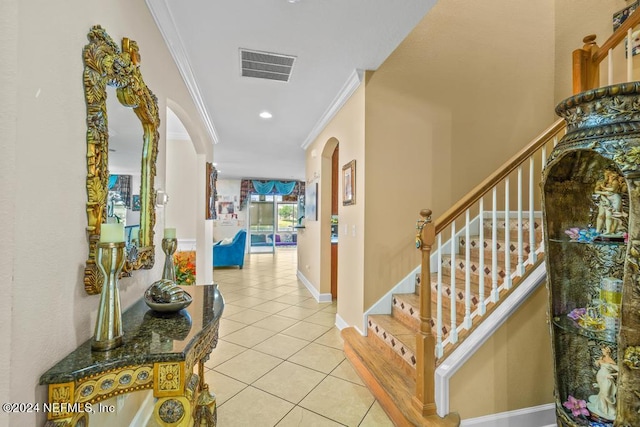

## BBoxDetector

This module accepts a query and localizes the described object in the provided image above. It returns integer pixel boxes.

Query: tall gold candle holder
[92,241,126,351]
[162,238,178,283]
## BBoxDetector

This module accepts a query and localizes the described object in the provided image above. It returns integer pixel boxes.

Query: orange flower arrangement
[174,251,196,285]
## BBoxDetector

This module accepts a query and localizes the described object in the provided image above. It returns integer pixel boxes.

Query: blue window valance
[239,179,304,210]
[251,180,297,196]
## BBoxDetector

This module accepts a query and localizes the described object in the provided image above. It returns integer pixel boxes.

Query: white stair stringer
[434,261,547,418]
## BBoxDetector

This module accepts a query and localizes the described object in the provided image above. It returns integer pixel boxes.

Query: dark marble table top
[40,284,224,385]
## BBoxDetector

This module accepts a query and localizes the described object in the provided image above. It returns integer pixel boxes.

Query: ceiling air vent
[240,49,296,82]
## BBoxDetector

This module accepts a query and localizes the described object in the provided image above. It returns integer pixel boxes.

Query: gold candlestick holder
[92,241,126,351]
[162,238,178,283]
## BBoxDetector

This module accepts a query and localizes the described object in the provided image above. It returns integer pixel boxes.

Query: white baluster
[517,166,525,276]
[504,177,511,290]
[478,198,486,315]
[491,188,499,302]
[436,233,443,358]
[553,135,559,147]
[608,49,613,86]
[540,147,547,254]
[449,221,458,344]
[529,157,537,265]
[464,209,471,329]
[628,28,633,82]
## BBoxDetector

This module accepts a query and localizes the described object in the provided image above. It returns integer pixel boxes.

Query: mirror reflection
[106,87,143,249]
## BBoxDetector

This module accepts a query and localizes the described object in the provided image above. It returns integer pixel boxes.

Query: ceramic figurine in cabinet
[594,169,627,240]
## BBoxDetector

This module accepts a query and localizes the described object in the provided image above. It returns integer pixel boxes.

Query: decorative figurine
[594,169,627,238]
[587,346,618,421]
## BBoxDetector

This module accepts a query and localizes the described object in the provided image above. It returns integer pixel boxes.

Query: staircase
[367,216,542,368]
[342,118,565,426]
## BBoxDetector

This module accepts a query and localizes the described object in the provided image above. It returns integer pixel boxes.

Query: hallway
[205,249,392,426]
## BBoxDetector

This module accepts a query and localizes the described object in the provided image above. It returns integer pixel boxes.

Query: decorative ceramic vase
[91,242,126,351]
[543,82,640,427]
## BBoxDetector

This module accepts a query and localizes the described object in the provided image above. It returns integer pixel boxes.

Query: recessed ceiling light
[259,111,273,119]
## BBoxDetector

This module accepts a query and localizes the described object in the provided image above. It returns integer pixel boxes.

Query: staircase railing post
[413,209,437,416]
[572,34,599,94]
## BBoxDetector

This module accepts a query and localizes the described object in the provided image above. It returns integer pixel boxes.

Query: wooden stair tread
[342,327,461,427]
[369,314,417,353]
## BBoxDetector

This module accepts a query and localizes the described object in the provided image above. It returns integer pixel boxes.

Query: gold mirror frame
[83,25,159,294]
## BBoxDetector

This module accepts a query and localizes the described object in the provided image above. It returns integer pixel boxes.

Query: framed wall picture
[342,160,356,206]
[206,162,217,220]
[305,182,318,221]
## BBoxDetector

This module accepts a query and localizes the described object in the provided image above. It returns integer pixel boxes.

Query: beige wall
[449,284,553,420]
[299,84,365,325]
[3,0,212,424]
[361,0,555,310]
[167,139,198,239]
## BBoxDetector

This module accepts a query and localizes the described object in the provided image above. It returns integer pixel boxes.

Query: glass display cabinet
[542,83,640,427]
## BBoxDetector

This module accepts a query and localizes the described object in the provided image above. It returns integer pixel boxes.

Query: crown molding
[301,69,364,149]
[145,0,219,144]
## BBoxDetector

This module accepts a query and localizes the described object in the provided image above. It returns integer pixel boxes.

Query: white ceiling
[149,0,437,181]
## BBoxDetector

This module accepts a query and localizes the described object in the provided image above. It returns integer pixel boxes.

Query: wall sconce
[156,190,169,207]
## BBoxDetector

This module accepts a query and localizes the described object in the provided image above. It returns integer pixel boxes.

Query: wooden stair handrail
[574,8,640,93]
[434,118,565,234]
[594,10,640,64]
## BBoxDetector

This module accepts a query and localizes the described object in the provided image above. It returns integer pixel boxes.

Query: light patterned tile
[276,406,343,427]
[330,359,364,386]
[278,306,322,320]
[218,318,247,337]
[299,376,374,426]
[204,339,247,369]
[253,361,326,404]
[314,328,343,350]
[282,321,331,342]
[202,370,247,406]
[225,308,273,325]
[252,315,300,333]
[360,401,394,427]
[288,342,344,374]
[305,311,337,327]
[251,300,291,314]
[214,349,283,384]
[217,387,294,427]
[223,325,277,347]
[253,334,309,359]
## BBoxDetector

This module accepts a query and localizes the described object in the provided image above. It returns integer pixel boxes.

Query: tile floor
[206,248,393,427]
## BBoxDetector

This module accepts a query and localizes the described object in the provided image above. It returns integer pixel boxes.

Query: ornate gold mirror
[83,25,159,294]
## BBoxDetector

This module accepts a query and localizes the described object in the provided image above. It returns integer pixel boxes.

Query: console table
[40,284,224,427]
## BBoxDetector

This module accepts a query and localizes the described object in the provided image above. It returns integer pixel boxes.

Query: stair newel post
[413,209,437,416]
[572,34,599,94]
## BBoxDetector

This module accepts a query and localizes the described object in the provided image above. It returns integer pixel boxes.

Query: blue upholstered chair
[213,229,247,269]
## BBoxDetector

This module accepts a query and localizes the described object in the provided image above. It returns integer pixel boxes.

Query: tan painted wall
[449,284,553,420]
[362,0,555,310]
[167,139,198,239]
[3,1,212,424]
[299,85,365,327]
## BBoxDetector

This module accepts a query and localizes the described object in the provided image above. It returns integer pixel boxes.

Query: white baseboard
[297,270,332,303]
[460,403,556,427]
[335,313,364,335]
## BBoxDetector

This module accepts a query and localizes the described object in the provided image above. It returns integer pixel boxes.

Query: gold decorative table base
[40,285,223,427]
